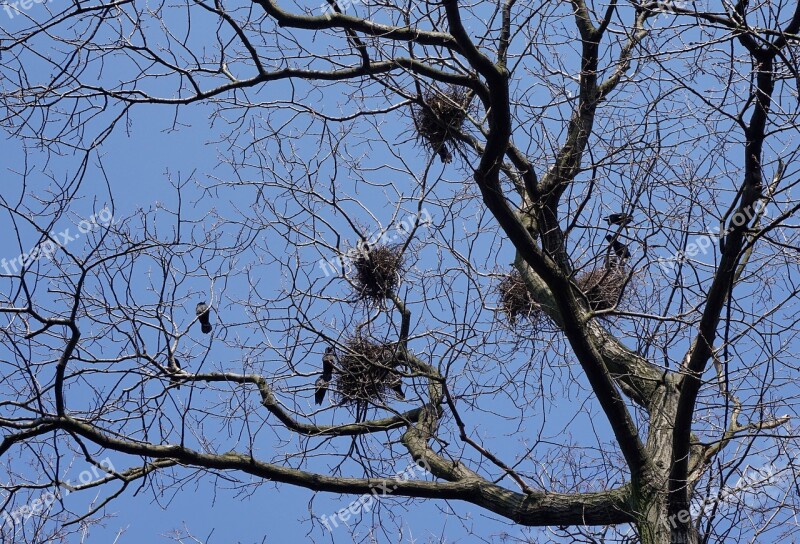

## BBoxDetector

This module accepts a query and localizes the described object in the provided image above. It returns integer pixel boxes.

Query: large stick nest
[412,85,472,164]
[351,243,405,301]
[574,266,631,311]
[334,337,403,406]
[497,270,543,325]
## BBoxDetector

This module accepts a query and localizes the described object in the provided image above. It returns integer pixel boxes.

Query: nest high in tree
[412,85,472,164]
[498,270,542,325]
[334,337,404,406]
[351,243,404,301]
[574,266,630,311]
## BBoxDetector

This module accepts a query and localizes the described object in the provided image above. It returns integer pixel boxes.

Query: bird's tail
[437,144,453,164]
[201,323,212,334]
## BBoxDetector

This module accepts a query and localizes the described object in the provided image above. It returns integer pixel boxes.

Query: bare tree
[1,0,800,542]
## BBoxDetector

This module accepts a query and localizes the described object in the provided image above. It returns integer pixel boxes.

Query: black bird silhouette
[196,302,212,334]
[605,235,631,260]
[391,381,405,400]
[315,346,335,405]
[437,144,453,164]
[387,372,405,400]
[605,213,633,226]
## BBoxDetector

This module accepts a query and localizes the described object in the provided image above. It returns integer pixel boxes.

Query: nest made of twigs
[412,85,472,163]
[334,337,403,406]
[351,243,404,300]
[574,265,631,312]
[497,270,542,325]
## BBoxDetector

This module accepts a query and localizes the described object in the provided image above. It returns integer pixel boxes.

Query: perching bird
[196,301,212,334]
[357,240,371,259]
[605,213,633,226]
[387,372,405,400]
[605,235,631,260]
[315,346,336,405]
[391,381,405,400]
[437,144,453,164]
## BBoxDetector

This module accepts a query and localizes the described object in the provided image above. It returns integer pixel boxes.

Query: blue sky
[1,0,799,542]
[0,52,553,544]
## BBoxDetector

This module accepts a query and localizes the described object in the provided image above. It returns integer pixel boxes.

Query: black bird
[605,213,633,227]
[196,301,212,334]
[315,346,335,405]
[605,235,631,260]
[387,372,405,400]
[437,144,453,164]
[391,382,405,400]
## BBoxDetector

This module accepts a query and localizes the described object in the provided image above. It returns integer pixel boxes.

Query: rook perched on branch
[605,235,631,262]
[605,213,633,226]
[315,346,336,405]
[387,372,405,400]
[196,301,212,334]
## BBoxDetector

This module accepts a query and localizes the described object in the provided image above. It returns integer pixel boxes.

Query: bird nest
[574,266,631,312]
[412,85,472,163]
[351,243,404,301]
[497,271,542,325]
[335,337,403,406]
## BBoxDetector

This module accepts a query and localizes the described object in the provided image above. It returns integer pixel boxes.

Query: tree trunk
[635,383,701,544]
[635,498,700,544]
